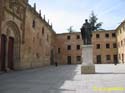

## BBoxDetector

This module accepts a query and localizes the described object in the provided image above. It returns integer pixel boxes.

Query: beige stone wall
[20,4,55,69]
[56,32,83,64]
[56,30,117,65]
[116,20,125,64]
[0,0,56,70]
[50,31,56,65]
[0,0,124,71]
[92,30,117,64]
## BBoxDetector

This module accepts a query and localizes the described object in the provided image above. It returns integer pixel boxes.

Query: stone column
[81,45,95,74]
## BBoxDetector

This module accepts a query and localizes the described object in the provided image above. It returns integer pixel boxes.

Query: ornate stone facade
[0,0,55,71]
[0,0,125,71]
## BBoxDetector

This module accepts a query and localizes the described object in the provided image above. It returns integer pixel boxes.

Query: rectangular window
[91,34,92,37]
[32,20,36,28]
[96,34,100,38]
[58,48,60,54]
[77,35,80,39]
[77,45,80,50]
[42,27,44,35]
[77,56,81,61]
[106,55,111,60]
[113,43,117,48]
[112,33,116,37]
[105,33,109,38]
[106,43,110,48]
[96,44,100,49]
[67,36,70,40]
[67,45,71,50]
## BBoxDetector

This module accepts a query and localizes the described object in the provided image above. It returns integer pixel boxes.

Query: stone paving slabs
[0,64,125,93]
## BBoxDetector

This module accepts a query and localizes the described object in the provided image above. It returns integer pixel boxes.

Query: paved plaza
[0,64,125,93]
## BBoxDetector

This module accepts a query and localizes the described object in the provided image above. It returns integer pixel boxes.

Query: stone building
[0,0,56,71]
[0,0,125,72]
[92,30,118,64]
[56,30,118,64]
[56,32,83,64]
[116,20,125,63]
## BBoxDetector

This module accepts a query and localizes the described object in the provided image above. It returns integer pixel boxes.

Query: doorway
[113,55,118,64]
[0,35,7,71]
[0,21,21,71]
[97,55,101,64]
[8,37,14,70]
[67,56,71,64]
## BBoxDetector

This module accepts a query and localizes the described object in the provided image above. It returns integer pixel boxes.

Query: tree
[89,11,103,31]
[67,26,74,33]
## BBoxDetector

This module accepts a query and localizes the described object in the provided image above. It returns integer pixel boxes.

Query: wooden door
[0,35,6,71]
[97,55,101,64]
[8,37,14,70]
[67,56,71,64]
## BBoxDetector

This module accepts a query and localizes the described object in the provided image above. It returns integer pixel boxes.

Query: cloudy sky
[29,0,125,33]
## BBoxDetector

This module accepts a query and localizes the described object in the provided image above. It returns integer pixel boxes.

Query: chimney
[34,3,36,10]
[39,10,41,16]
[43,15,45,20]
[51,23,53,28]
[48,19,49,24]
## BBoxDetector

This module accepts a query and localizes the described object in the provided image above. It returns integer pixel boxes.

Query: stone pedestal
[81,45,95,74]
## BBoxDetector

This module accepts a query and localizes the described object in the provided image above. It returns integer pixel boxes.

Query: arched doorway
[8,37,14,70]
[0,21,21,71]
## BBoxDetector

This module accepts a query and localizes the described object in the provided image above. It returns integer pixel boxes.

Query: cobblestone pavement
[0,64,125,93]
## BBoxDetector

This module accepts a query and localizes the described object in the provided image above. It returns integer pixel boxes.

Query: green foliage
[89,11,103,31]
[67,26,74,33]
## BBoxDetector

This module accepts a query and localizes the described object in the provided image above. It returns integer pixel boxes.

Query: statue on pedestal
[80,19,92,45]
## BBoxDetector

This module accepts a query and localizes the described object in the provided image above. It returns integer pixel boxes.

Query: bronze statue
[80,19,92,45]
